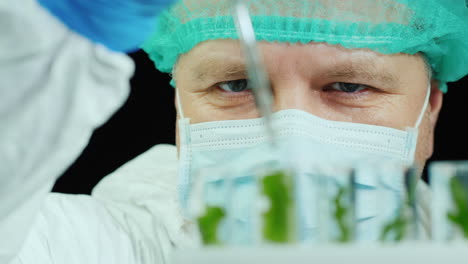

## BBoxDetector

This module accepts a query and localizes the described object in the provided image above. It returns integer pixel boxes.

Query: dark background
[52,50,468,194]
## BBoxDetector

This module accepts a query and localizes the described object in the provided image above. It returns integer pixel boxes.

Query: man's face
[174,39,443,168]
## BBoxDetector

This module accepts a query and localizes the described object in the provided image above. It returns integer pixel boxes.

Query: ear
[425,80,444,158]
[174,88,183,154]
[429,80,443,129]
[174,90,178,112]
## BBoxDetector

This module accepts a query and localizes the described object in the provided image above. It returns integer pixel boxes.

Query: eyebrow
[192,57,247,83]
[321,65,401,89]
[192,55,401,89]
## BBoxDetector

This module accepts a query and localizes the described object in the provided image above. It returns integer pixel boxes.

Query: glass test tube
[187,167,229,246]
[252,161,297,245]
[373,163,419,243]
[431,161,468,242]
[190,161,293,246]
[350,162,420,243]
[313,165,356,243]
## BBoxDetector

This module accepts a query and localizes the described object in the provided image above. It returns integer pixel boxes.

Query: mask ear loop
[414,84,431,129]
[405,83,431,166]
[176,88,185,119]
[175,88,192,207]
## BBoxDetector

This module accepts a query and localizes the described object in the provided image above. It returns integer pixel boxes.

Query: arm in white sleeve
[12,145,196,264]
[0,0,134,262]
[90,144,197,264]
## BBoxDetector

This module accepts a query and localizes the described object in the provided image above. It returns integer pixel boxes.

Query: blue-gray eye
[330,82,367,93]
[219,79,250,92]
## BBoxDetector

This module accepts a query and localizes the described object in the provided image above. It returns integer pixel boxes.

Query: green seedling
[333,186,354,243]
[380,169,419,242]
[379,209,408,242]
[261,170,295,243]
[447,177,468,238]
[197,206,226,245]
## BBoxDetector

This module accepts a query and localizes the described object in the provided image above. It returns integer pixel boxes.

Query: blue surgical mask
[176,85,430,243]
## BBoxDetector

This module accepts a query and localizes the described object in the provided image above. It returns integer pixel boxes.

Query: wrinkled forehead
[175,0,414,24]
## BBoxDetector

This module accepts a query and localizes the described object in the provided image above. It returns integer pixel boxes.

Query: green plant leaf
[197,206,226,245]
[447,177,468,238]
[379,210,408,242]
[379,169,418,242]
[261,171,295,243]
[333,186,353,243]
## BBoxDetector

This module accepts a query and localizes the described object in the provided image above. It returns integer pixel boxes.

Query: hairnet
[142,0,468,92]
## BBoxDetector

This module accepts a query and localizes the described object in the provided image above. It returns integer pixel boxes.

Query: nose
[272,79,328,118]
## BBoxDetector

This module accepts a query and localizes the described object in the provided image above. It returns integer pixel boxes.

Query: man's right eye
[218,79,251,93]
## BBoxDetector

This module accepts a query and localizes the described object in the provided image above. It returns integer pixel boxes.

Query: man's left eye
[329,82,368,93]
[218,79,250,93]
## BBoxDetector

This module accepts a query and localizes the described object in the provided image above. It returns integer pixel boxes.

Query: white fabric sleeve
[12,194,137,264]
[90,144,197,264]
[12,145,195,264]
[0,0,134,263]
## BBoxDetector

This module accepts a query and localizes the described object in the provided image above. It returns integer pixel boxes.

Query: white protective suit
[0,1,431,264]
[0,1,192,263]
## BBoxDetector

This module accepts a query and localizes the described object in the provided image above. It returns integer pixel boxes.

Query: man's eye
[329,82,368,93]
[218,79,250,92]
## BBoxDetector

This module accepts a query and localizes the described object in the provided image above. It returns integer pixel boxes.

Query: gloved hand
[38,0,176,52]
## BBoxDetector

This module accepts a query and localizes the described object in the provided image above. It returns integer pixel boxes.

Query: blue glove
[38,0,175,52]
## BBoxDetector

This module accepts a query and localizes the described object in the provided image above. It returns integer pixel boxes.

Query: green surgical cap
[142,0,468,92]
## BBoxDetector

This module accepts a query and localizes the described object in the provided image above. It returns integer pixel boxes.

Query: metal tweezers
[233,0,277,146]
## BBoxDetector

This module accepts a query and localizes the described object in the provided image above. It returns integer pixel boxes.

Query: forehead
[177,0,412,24]
[184,39,408,66]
